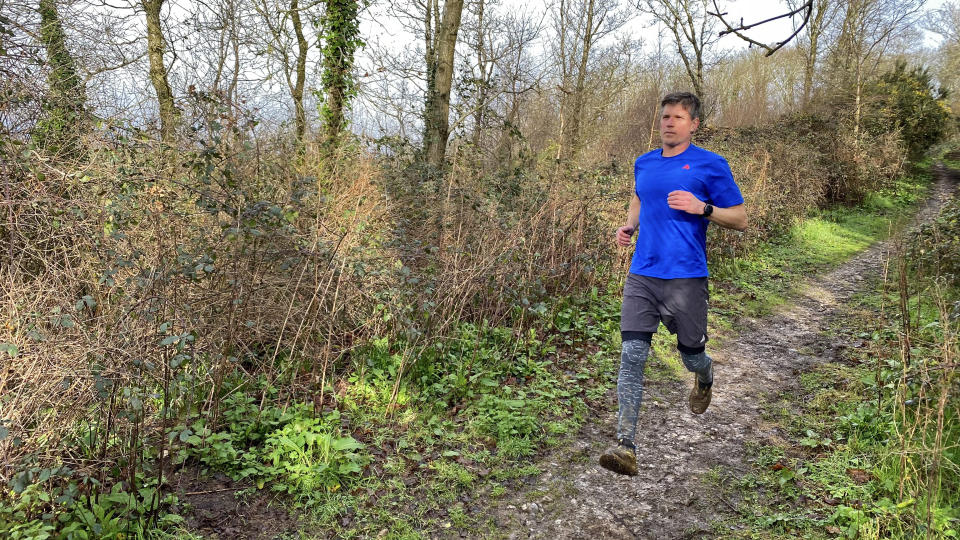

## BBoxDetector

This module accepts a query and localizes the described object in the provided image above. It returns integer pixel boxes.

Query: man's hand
[667,190,706,215]
[616,225,635,247]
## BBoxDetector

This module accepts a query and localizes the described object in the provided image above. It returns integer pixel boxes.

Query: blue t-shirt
[629,144,744,279]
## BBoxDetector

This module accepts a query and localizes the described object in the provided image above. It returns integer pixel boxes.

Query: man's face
[660,103,699,149]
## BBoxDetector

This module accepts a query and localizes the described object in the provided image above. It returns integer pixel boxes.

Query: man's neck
[661,141,691,158]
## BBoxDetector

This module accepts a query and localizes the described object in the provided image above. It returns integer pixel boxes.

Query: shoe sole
[689,376,712,414]
[599,454,638,476]
[689,392,711,414]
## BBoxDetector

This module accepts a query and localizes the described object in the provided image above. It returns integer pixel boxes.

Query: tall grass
[878,198,960,537]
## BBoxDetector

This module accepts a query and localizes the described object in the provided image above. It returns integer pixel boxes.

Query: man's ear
[692,117,700,132]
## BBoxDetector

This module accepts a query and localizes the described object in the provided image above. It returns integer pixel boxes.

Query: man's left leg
[678,342,713,414]
[662,277,713,414]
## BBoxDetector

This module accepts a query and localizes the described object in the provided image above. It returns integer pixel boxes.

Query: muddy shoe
[689,375,712,414]
[599,441,637,476]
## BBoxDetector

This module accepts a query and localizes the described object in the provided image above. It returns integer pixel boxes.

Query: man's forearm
[705,203,747,231]
[626,194,641,229]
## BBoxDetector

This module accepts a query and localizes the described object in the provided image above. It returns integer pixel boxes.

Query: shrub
[865,61,952,159]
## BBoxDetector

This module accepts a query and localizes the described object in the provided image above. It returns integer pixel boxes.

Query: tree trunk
[320,0,361,149]
[36,0,86,153]
[564,0,598,158]
[423,0,464,168]
[290,0,308,146]
[801,0,828,106]
[470,0,486,148]
[143,0,178,142]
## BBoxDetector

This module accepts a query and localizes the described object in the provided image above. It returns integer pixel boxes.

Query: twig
[707,0,812,57]
[184,487,240,496]
[718,494,739,513]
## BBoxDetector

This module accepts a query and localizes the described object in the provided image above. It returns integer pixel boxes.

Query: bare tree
[185,0,248,106]
[0,2,47,137]
[251,0,321,146]
[423,0,465,167]
[364,0,537,166]
[925,1,960,111]
[141,0,179,141]
[461,0,497,148]
[639,0,722,114]
[717,0,839,106]
[791,0,837,106]
[925,1,960,43]
[553,0,629,160]
[142,0,178,141]
[454,0,543,157]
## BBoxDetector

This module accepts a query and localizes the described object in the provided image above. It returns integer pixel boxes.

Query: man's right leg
[602,274,662,475]
[616,332,652,443]
[599,331,651,476]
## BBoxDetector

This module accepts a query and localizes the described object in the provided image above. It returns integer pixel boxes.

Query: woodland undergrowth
[0,94,953,537]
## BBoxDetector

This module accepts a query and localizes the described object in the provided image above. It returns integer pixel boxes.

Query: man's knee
[679,346,710,373]
[622,330,653,343]
[676,341,705,355]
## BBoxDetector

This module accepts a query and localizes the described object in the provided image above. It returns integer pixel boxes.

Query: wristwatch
[701,203,714,217]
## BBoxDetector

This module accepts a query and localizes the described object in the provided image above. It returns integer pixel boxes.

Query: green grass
[710,172,931,321]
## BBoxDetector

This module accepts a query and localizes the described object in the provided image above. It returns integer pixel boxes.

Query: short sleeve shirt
[629,144,744,279]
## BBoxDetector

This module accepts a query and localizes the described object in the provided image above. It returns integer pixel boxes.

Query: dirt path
[481,164,959,540]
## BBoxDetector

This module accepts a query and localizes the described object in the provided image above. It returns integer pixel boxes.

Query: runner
[599,92,748,476]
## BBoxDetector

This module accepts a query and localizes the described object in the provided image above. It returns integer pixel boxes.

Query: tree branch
[707,0,812,56]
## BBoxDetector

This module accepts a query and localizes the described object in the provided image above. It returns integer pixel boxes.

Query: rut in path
[481,165,959,540]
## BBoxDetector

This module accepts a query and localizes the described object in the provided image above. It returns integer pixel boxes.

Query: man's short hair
[661,92,701,121]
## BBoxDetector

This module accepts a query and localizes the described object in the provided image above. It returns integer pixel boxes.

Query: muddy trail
[479,162,960,540]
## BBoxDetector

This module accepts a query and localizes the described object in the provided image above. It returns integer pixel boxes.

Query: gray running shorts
[620,273,709,348]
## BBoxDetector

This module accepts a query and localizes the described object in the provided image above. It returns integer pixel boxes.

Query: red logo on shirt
[682,164,690,170]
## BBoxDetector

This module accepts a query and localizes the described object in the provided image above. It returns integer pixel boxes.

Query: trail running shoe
[599,441,638,476]
[689,374,713,414]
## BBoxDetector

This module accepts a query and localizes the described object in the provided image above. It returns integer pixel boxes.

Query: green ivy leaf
[0,343,18,358]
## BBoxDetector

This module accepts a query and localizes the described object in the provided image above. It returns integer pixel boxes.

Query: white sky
[715,0,947,48]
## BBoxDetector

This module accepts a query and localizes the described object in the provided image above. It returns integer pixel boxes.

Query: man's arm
[615,193,641,246]
[666,191,747,231]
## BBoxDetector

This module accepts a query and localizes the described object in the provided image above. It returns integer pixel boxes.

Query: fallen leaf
[846,468,871,484]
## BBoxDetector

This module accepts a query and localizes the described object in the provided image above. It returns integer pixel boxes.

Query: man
[599,92,747,476]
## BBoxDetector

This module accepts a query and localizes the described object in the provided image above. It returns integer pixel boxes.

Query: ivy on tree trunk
[318,0,362,151]
[35,0,86,154]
